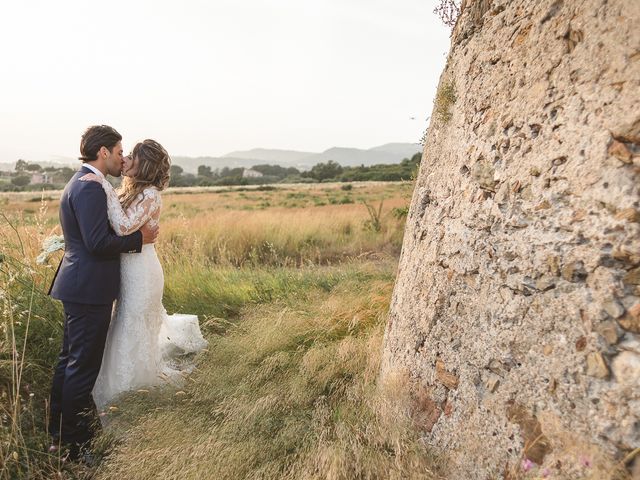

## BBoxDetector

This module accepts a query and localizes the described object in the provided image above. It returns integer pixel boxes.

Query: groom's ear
[99,145,114,159]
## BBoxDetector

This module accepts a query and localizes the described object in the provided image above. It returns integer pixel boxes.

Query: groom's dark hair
[79,125,122,162]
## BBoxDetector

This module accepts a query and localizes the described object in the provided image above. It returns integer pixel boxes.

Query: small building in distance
[30,172,52,184]
[242,168,263,179]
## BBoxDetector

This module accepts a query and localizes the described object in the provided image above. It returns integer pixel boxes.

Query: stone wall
[381,0,640,477]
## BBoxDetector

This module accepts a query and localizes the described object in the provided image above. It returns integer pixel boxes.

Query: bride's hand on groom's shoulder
[79,173,101,183]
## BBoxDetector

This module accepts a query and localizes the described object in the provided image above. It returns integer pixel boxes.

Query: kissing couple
[47,125,207,462]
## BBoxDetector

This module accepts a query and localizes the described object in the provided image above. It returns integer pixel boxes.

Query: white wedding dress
[92,180,207,411]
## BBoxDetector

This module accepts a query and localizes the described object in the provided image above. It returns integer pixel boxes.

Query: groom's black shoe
[48,439,83,463]
[61,443,99,467]
[79,451,100,468]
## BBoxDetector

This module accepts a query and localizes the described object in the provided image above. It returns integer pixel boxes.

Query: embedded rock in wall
[382,0,640,477]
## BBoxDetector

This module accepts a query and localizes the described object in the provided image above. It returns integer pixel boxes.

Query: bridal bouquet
[36,235,65,265]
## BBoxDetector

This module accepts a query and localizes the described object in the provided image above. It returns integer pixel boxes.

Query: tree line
[0,153,421,191]
[0,160,76,191]
[170,152,421,187]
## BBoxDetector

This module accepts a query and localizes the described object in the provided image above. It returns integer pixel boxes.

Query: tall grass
[158,202,406,268]
[0,184,440,479]
[0,212,68,479]
[96,262,442,480]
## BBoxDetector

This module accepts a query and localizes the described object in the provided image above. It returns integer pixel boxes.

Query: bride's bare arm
[79,174,160,236]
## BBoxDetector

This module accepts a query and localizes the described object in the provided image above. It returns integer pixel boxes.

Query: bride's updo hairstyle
[119,139,171,210]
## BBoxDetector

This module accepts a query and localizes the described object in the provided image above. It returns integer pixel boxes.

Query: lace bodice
[99,178,161,235]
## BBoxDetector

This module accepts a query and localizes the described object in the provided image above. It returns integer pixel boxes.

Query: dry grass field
[0,181,443,479]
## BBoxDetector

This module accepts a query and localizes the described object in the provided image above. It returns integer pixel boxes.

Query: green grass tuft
[434,80,457,124]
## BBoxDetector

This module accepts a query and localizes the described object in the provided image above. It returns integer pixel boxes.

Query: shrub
[434,80,457,124]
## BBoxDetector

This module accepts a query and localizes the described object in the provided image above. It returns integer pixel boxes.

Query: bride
[80,139,207,411]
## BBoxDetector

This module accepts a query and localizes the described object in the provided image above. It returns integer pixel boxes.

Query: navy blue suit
[48,165,142,451]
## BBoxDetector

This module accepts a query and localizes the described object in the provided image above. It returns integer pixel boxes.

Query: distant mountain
[0,143,420,174]
[369,143,423,158]
[223,148,315,164]
[219,143,421,169]
[171,156,265,174]
[299,145,420,168]
[1,143,421,174]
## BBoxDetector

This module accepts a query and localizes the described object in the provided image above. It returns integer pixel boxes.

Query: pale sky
[0,0,451,163]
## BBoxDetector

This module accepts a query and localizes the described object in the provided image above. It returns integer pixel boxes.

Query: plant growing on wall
[434,0,460,27]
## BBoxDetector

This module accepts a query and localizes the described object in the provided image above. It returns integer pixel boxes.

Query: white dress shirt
[83,163,105,178]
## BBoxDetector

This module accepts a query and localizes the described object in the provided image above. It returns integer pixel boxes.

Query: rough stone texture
[381,0,640,477]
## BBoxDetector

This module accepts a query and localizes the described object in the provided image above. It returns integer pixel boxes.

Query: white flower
[42,235,65,253]
[36,235,65,264]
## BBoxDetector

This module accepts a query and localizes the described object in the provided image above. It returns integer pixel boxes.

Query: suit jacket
[49,166,143,305]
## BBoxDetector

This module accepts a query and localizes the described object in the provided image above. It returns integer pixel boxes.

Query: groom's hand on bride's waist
[141,223,159,244]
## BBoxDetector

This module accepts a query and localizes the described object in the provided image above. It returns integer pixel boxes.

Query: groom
[48,125,158,461]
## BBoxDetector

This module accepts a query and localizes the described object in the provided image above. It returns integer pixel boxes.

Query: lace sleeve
[101,179,160,236]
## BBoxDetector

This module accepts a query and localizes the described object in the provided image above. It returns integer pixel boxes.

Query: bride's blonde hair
[119,139,171,210]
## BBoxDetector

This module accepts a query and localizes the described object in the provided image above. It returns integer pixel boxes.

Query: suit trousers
[48,301,112,449]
